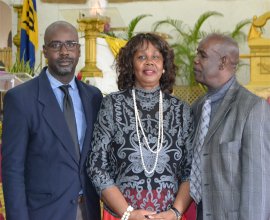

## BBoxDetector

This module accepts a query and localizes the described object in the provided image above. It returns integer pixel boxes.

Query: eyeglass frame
[44,40,80,51]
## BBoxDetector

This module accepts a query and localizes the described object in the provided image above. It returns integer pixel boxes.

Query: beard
[51,58,77,76]
[57,66,74,76]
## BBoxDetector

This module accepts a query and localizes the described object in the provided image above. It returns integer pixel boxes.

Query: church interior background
[1,0,270,219]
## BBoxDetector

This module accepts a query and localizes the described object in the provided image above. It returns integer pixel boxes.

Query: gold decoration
[13,4,23,57]
[0,48,12,70]
[241,12,270,99]
[0,121,5,219]
[77,17,108,78]
[0,183,5,220]
[104,36,127,57]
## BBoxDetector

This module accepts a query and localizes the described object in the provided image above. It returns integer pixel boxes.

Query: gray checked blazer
[192,80,270,220]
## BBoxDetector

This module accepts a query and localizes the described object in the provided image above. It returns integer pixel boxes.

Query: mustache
[57,58,74,63]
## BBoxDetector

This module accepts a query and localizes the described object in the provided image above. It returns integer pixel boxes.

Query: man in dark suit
[190,33,270,220]
[2,21,102,220]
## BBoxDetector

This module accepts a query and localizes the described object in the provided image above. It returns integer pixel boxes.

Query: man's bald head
[44,21,78,45]
[194,33,240,90]
[43,21,80,84]
[202,33,239,72]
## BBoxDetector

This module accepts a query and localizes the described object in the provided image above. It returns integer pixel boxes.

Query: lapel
[203,81,240,146]
[193,98,205,127]
[76,79,94,166]
[37,69,79,165]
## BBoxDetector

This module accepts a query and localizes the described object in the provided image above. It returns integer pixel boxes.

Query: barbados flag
[20,0,38,69]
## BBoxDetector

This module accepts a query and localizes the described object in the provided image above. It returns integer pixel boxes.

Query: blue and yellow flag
[20,0,38,69]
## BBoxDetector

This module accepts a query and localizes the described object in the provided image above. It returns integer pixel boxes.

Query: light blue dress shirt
[46,70,86,152]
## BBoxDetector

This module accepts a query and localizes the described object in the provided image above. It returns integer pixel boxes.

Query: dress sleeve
[86,95,115,196]
[179,103,194,182]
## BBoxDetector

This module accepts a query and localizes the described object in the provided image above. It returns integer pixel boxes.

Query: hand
[147,209,177,220]
[128,209,156,220]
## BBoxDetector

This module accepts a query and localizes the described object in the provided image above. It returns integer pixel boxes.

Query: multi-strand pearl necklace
[132,89,164,174]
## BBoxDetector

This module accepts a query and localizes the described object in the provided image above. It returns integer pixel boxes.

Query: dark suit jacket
[1,68,103,220]
[192,80,270,220]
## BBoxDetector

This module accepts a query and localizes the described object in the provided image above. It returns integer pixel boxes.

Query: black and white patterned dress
[87,87,194,215]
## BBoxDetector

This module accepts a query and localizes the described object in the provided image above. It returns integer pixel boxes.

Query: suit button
[71,199,76,204]
[204,183,209,186]
[206,213,211,216]
[203,153,209,156]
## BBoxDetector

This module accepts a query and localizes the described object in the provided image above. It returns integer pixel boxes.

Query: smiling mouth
[143,70,156,75]
[58,60,72,66]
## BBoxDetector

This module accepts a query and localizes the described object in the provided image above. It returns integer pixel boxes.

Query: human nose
[145,57,154,65]
[194,55,199,64]
[59,43,69,54]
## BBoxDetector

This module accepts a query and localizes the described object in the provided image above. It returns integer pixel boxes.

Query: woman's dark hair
[116,33,176,94]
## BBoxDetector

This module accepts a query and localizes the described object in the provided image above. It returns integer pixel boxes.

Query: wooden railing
[0,48,12,70]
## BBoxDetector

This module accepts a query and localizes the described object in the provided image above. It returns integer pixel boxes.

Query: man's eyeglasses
[45,41,80,51]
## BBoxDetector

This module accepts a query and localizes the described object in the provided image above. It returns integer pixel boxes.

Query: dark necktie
[59,85,80,159]
[190,98,211,204]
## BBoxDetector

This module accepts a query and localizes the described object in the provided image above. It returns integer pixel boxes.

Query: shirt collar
[207,76,236,103]
[46,69,77,90]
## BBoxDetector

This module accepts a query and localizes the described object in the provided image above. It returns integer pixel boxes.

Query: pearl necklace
[132,89,164,174]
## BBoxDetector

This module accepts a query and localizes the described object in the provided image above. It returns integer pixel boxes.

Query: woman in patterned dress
[86,33,194,220]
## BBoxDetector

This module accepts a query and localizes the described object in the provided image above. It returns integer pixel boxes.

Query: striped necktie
[190,98,211,204]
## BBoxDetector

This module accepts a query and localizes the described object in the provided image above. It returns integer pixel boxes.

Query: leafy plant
[153,11,251,86]
[228,19,251,41]
[104,14,152,40]
[8,55,35,76]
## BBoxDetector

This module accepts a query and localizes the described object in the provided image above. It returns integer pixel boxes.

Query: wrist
[121,205,134,220]
[170,206,182,220]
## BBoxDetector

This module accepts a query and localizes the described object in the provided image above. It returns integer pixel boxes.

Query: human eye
[65,41,77,49]
[49,41,61,49]
[197,51,207,59]
[202,54,208,59]
[137,55,146,61]
[153,55,161,60]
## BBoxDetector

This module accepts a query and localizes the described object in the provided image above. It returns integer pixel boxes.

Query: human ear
[43,45,48,59]
[219,56,226,70]
[219,64,224,70]
[78,46,81,57]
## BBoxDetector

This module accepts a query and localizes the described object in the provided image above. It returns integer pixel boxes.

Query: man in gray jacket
[189,33,270,220]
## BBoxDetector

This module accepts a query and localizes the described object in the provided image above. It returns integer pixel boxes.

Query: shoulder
[236,85,263,108]
[222,84,270,122]
[5,76,39,100]
[103,89,128,101]
[165,93,192,110]
[98,90,129,111]
[165,93,186,104]
[238,85,258,99]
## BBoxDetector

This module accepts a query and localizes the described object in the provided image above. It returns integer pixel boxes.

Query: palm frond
[127,14,152,40]
[230,19,251,39]
[152,18,185,35]
[192,11,223,41]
